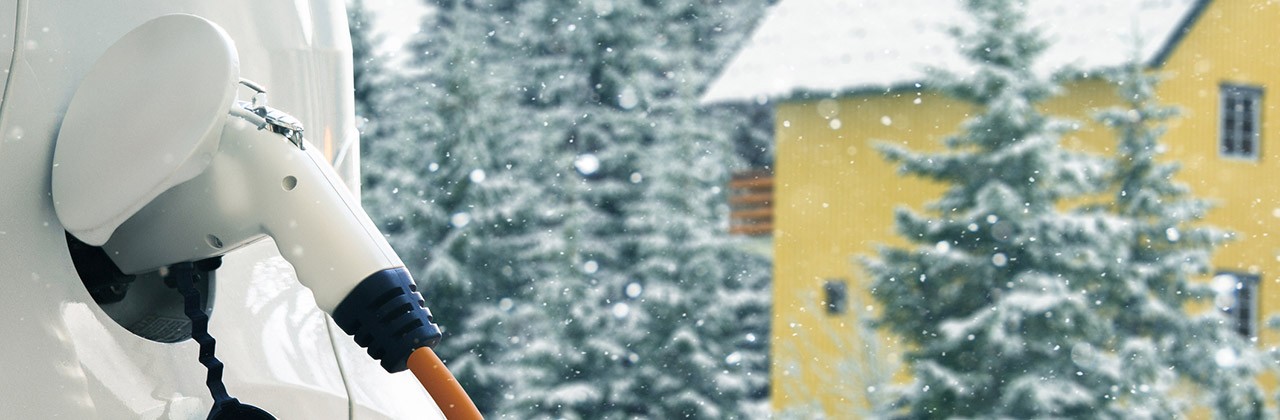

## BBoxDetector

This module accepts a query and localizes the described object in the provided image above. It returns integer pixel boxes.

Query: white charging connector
[103,90,400,313]
[52,14,442,374]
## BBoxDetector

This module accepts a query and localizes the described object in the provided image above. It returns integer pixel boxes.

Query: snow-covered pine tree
[350,0,410,204]
[349,0,394,155]
[450,0,772,417]
[621,98,773,417]
[360,0,770,416]
[1092,59,1265,418]
[359,0,560,411]
[353,0,419,254]
[686,0,776,170]
[631,2,772,414]
[865,0,1129,417]
[442,3,660,415]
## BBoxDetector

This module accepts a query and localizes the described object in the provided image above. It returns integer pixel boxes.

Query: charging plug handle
[331,267,442,373]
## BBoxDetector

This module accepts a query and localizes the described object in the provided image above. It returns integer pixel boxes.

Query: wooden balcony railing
[729,170,773,236]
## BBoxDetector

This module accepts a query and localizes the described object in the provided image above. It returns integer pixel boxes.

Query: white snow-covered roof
[702,0,1206,104]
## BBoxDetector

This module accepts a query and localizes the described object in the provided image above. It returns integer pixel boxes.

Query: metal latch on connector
[231,79,306,150]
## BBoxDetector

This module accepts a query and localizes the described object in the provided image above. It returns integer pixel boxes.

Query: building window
[823,279,847,315]
[1213,272,1259,338]
[728,170,773,236]
[1220,84,1263,159]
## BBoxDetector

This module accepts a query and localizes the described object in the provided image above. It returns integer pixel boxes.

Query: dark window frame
[1220,84,1263,160]
[823,279,847,315]
[1216,271,1260,338]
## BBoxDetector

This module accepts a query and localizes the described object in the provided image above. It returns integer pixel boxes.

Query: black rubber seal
[331,267,442,373]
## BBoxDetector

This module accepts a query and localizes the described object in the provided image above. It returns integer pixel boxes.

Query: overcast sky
[361,0,429,60]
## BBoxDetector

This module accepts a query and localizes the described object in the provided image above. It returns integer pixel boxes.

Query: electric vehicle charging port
[66,232,216,343]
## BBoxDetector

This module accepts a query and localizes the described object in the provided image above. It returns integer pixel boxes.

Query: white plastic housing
[51,13,405,314]
[52,14,238,246]
[102,115,405,312]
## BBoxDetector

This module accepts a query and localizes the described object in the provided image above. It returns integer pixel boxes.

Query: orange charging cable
[407,347,483,419]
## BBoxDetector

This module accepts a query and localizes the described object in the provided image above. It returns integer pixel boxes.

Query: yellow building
[705,0,1280,416]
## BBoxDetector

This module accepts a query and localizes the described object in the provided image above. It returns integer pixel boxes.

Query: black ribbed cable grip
[168,260,275,420]
[331,267,443,372]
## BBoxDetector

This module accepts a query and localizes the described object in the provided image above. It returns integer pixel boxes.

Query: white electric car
[0,1,445,418]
